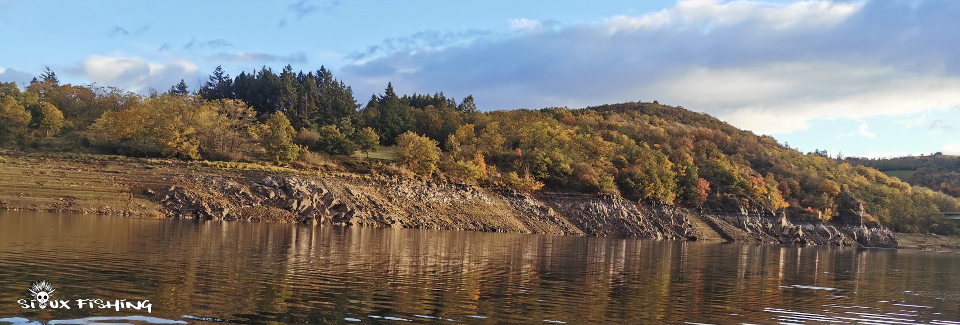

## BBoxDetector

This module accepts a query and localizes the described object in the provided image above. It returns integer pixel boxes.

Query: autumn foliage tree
[396,131,441,176]
[0,96,32,142]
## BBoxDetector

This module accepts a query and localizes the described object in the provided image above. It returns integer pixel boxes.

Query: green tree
[199,65,234,100]
[617,144,677,203]
[314,124,356,156]
[457,95,477,113]
[354,127,380,157]
[396,131,441,176]
[317,67,359,126]
[168,79,190,96]
[40,66,59,86]
[263,111,300,164]
[363,82,413,144]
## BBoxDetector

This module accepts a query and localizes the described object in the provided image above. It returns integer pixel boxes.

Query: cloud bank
[82,55,200,93]
[340,0,960,135]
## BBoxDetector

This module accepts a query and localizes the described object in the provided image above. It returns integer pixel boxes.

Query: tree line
[1,65,959,235]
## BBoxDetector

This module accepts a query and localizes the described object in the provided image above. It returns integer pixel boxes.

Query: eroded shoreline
[3,152,955,251]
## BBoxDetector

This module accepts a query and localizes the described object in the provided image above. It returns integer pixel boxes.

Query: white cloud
[605,0,863,33]
[82,55,199,93]
[941,143,960,155]
[209,52,307,64]
[856,124,876,138]
[645,62,960,134]
[836,123,876,139]
[342,0,960,136]
[509,18,543,32]
[0,67,5,74]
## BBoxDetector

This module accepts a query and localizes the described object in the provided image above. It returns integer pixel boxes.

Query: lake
[0,211,958,324]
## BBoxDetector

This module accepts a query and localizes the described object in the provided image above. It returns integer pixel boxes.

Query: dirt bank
[0,152,917,249]
[895,233,960,251]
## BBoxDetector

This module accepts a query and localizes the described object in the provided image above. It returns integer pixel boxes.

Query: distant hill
[844,154,960,198]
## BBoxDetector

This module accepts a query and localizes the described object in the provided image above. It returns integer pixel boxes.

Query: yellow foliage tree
[396,131,441,176]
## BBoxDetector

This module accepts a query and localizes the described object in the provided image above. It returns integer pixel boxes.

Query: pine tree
[369,82,413,144]
[457,95,477,113]
[168,79,190,96]
[39,67,60,86]
[199,66,234,100]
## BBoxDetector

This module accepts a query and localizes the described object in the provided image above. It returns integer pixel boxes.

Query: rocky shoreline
[150,170,899,248]
[0,153,915,249]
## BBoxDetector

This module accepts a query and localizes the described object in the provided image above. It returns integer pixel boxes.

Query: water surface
[1,211,959,324]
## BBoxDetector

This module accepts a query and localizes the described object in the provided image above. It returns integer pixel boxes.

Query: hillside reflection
[0,211,958,324]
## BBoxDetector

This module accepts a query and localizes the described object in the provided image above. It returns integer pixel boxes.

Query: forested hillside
[844,155,960,198]
[1,65,958,235]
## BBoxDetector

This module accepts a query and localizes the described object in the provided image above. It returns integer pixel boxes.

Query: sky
[2,0,959,158]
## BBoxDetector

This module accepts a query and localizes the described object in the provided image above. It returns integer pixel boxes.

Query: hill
[1,66,959,236]
[844,154,960,198]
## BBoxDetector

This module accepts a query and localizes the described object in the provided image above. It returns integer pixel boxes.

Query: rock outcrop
[147,171,899,248]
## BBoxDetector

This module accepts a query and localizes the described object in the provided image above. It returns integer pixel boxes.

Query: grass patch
[197,160,323,176]
[882,169,916,181]
[351,146,397,160]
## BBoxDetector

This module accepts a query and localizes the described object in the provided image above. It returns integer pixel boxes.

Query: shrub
[294,128,321,147]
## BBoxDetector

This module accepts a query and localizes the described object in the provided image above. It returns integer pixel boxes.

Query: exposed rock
[150,171,899,248]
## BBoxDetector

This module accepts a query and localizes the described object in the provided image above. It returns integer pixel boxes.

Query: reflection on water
[0,211,959,324]
[0,316,187,325]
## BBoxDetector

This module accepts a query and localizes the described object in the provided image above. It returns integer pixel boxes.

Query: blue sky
[2,0,959,158]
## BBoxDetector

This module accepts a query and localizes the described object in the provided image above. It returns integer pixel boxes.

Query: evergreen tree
[288,71,319,130]
[279,65,298,113]
[317,67,358,127]
[168,79,190,96]
[365,82,413,144]
[39,67,59,87]
[199,65,234,100]
[457,95,477,113]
